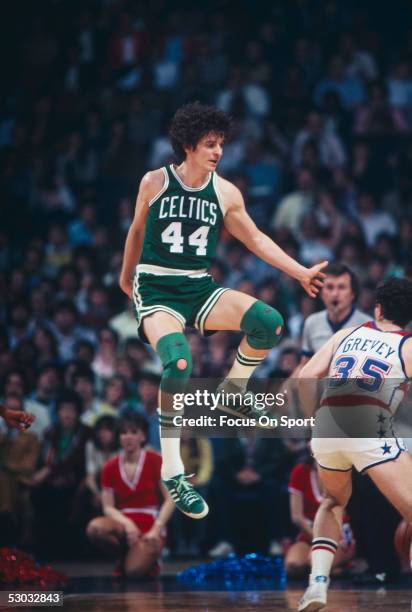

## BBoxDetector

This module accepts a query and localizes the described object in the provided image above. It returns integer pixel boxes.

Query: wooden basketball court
[59,588,412,611]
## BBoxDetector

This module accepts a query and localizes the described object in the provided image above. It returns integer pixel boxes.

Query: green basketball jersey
[140,165,225,270]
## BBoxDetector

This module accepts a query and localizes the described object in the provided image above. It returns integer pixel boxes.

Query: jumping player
[119,102,326,520]
[297,277,412,611]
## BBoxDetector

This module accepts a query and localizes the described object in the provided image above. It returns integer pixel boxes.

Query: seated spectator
[109,300,138,345]
[86,412,174,578]
[355,192,397,247]
[314,55,366,110]
[285,452,355,577]
[30,390,90,558]
[0,394,40,546]
[51,299,95,363]
[270,168,315,238]
[292,111,346,170]
[32,326,59,367]
[1,368,50,441]
[73,367,113,427]
[134,372,160,451]
[71,415,118,528]
[103,375,130,414]
[92,327,119,383]
[207,434,290,557]
[29,363,61,415]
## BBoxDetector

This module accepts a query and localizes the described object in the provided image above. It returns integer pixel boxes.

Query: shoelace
[176,477,199,505]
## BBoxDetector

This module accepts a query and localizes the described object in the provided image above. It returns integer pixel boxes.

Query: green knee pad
[240,300,284,350]
[156,332,192,394]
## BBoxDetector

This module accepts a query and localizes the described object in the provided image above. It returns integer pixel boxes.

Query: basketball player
[0,404,34,430]
[298,278,412,611]
[119,102,327,519]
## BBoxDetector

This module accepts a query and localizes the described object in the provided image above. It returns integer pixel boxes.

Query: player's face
[119,426,146,452]
[321,273,355,317]
[189,132,224,171]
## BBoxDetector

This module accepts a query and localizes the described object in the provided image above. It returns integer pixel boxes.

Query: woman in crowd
[86,412,174,578]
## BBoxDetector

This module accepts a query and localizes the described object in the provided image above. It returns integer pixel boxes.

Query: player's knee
[156,332,192,393]
[240,300,284,350]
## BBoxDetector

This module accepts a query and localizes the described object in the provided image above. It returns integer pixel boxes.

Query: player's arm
[220,179,327,298]
[119,170,165,299]
[297,327,354,416]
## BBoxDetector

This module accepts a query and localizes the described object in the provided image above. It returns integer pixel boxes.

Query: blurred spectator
[271,169,315,237]
[30,390,90,558]
[355,192,397,247]
[292,111,346,169]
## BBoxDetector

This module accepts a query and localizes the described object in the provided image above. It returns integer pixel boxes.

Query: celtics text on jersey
[140,165,225,271]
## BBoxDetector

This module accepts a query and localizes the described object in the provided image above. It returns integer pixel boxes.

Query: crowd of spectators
[1,0,412,561]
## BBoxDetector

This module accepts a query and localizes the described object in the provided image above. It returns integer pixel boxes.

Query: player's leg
[86,516,125,554]
[204,290,283,413]
[143,312,208,519]
[298,468,352,612]
[366,451,412,568]
[124,535,163,578]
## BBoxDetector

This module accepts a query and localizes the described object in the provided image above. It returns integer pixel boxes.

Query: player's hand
[119,275,133,299]
[125,521,140,546]
[299,261,328,298]
[3,408,35,431]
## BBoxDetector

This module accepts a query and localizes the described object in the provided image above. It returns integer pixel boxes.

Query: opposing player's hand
[299,261,328,298]
[3,408,35,431]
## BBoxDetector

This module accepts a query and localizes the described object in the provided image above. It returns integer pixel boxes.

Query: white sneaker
[297,575,329,611]
[208,540,234,558]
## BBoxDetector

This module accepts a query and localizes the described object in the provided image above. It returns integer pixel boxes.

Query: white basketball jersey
[315,322,412,440]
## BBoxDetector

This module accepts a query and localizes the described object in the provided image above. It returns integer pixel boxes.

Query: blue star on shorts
[377,414,386,424]
[381,443,392,455]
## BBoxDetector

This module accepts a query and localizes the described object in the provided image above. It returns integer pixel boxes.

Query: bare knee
[320,496,343,512]
[87,518,104,540]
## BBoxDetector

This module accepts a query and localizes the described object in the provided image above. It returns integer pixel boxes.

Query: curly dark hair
[375,277,412,327]
[169,102,230,161]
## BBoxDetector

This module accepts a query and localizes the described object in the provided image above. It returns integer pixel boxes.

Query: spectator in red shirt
[285,453,355,577]
[86,411,174,578]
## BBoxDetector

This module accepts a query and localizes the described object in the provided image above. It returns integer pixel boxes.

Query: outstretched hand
[2,408,35,431]
[299,261,328,298]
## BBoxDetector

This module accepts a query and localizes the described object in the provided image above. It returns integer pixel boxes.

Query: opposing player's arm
[119,170,165,298]
[297,327,355,417]
[401,337,412,378]
[220,177,327,298]
[299,327,355,379]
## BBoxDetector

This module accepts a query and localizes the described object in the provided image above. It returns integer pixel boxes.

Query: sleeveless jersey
[140,165,225,271]
[317,322,412,438]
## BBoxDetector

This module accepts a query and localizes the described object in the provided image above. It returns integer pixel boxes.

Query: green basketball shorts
[132,264,229,343]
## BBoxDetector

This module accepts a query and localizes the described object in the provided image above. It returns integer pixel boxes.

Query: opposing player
[297,278,412,611]
[0,403,35,430]
[119,102,326,520]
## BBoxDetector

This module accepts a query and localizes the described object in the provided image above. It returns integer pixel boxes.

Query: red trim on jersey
[362,321,412,336]
[320,394,391,411]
